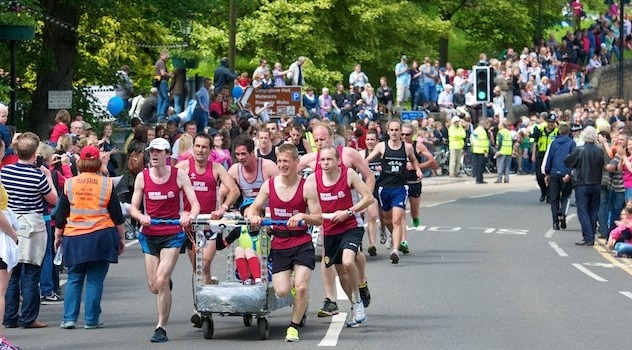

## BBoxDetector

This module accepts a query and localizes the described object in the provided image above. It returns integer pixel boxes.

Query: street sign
[238,86,302,117]
[48,90,73,109]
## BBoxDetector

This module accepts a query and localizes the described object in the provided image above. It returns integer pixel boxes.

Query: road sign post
[237,86,302,117]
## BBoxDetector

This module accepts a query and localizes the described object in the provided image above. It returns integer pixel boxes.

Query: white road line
[317,313,347,347]
[335,276,348,301]
[566,213,576,223]
[469,193,501,199]
[545,229,555,238]
[125,240,138,248]
[424,199,456,207]
[572,263,608,282]
[619,291,632,300]
[548,241,568,257]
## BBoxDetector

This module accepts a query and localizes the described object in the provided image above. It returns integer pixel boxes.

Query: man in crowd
[245,144,322,342]
[564,126,604,246]
[129,137,200,342]
[532,112,558,202]
[2,132,58,329]
[448,116,466,177]
[544,123,575,230]
[154,50,171,121]
[471,118,490,184]
[394,56,410,108]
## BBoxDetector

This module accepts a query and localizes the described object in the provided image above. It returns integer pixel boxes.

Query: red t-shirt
[142,167,182,236]
[268,176,311,250]
[315,166,362,236]
[184,158,217,214]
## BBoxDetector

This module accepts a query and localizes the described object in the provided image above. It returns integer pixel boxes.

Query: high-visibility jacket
[536,123,558,153]
[448,125,466,150]
[64,172,115,236]
[304,131,317,152]
[496,129,513,156]
[471,125,489,155]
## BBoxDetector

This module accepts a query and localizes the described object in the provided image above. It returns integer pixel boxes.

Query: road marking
[468,193,501,199]
[619,291,632,300]
[335,276,348,301]
[548,242,568,257]
[545,229,555,238]
[592,242,632,277]
[125,240,139,248]
[424,199,455,207]
[318,313,346,347]
[572,263,607,282]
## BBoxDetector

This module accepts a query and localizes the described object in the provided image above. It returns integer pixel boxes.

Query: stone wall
[506,60,632,121]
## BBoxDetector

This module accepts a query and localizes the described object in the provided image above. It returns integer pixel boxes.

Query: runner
[401,122,436,252]
[244,143,323,342]
[129,137,200,343]
[361,129,384,256]
[256,128,277,163]
[298,122,375,317]
[175,132,240,328]
[315,146,374,328]
[366,119,422,264]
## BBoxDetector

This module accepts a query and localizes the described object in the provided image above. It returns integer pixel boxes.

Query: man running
[175,133,240,327]
[245,143,322,342]
[298,122,375,317]
[256,128,277,163]
[366,119,422,264]
[361,129,382,256]
[315,146,374,327]
[401,122,435,251]
[129,137,200,343]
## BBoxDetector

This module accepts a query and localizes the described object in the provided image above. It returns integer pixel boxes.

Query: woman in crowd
[99,124,117,177]
[55,145,126,329]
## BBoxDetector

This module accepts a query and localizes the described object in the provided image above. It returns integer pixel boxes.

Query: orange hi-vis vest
[64,172,115,236]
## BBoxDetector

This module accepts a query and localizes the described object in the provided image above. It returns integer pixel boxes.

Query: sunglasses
[401,133,411,136]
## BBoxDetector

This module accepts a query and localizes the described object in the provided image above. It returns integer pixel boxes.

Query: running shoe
[285,326,299,342]
[399,240,410,254]
[0,337,19,350]
[385,234,393,249]
[367,245,377,256]
[379,226,388,244]
[359,282,371,308]
[412,218,420,227]
[390,251,399,264]
[353,301,367,324]
[84,323,104,329]
[150,327,168,343]
[317,298,339,317]
[345,307,358,328]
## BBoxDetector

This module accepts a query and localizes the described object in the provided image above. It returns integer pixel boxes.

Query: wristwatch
[347,209,354,217]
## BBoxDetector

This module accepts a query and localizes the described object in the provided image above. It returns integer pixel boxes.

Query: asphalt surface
[8,173,632,349]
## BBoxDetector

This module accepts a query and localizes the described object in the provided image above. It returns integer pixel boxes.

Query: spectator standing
[448,116,466,177]
[1,132,58,329]
[213,57,238,96]
[272,62,287,87]
[394,56,410,108]
[420,57,438,106]
[287,56,306,86]
[349,64,369,90]
[154,51,171,122]
[376,77,394,116]
[115,65,133,110]
[191,79,212,133]
[170,68,186,114]
[495,120,514,183]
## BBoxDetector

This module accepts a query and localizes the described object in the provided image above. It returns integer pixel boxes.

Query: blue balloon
[107,96,124,116]
[232,86,243,99]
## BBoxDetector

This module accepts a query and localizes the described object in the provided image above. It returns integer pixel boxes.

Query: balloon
[107,96,124,116]
[232,86,243,99]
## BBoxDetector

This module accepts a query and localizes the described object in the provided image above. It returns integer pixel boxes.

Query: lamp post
[179,15,193,106]
[619,0,625,99]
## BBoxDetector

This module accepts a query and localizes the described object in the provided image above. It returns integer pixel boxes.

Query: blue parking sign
[291,92,300,101]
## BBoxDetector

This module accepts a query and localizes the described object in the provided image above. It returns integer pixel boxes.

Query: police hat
[570,124,583,132]
[546,113,558,123]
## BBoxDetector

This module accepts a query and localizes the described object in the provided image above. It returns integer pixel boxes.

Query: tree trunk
[438,37,449,67]
[30,1,80,139]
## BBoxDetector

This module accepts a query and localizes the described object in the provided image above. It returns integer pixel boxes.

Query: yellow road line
[593,240,632,277]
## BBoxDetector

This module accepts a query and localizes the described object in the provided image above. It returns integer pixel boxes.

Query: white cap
[444,84,453,90]
[451,116,461,123]
[145,137,171,152]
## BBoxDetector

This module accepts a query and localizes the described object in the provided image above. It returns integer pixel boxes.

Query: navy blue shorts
[138,232,186,256]
[377,186,407,212]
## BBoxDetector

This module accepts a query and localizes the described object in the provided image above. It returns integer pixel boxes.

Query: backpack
[127,150,144,175]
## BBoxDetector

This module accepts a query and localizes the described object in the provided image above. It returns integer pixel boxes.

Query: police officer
[531,112,558,202]
[471,118,490,184]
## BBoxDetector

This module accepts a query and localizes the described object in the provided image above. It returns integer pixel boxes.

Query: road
[10,174,632,349]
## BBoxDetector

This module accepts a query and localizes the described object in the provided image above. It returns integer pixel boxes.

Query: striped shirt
[0,163,51,214]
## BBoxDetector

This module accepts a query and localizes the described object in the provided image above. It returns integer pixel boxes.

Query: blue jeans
[496,155,511,182]
[423,82,436,104]
[190,108,209,134]
[40,219,54,296]
[615,242,632,256]
[608,190,625,235]
[4,263,42,327]
[575,184,601,243]
[63,261,110,326]
[598,186,610,236]
[157,80,170,120]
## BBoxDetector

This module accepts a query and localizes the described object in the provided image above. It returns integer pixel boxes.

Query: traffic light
[474,66,492,103]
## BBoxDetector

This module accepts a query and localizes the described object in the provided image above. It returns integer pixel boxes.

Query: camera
[35,155,44,168]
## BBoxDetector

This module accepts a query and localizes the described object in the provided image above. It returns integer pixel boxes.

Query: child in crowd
[607,206,632,258]
[49,109,71,146]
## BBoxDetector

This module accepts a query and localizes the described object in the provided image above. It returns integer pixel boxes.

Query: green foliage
[0,0,37,27]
